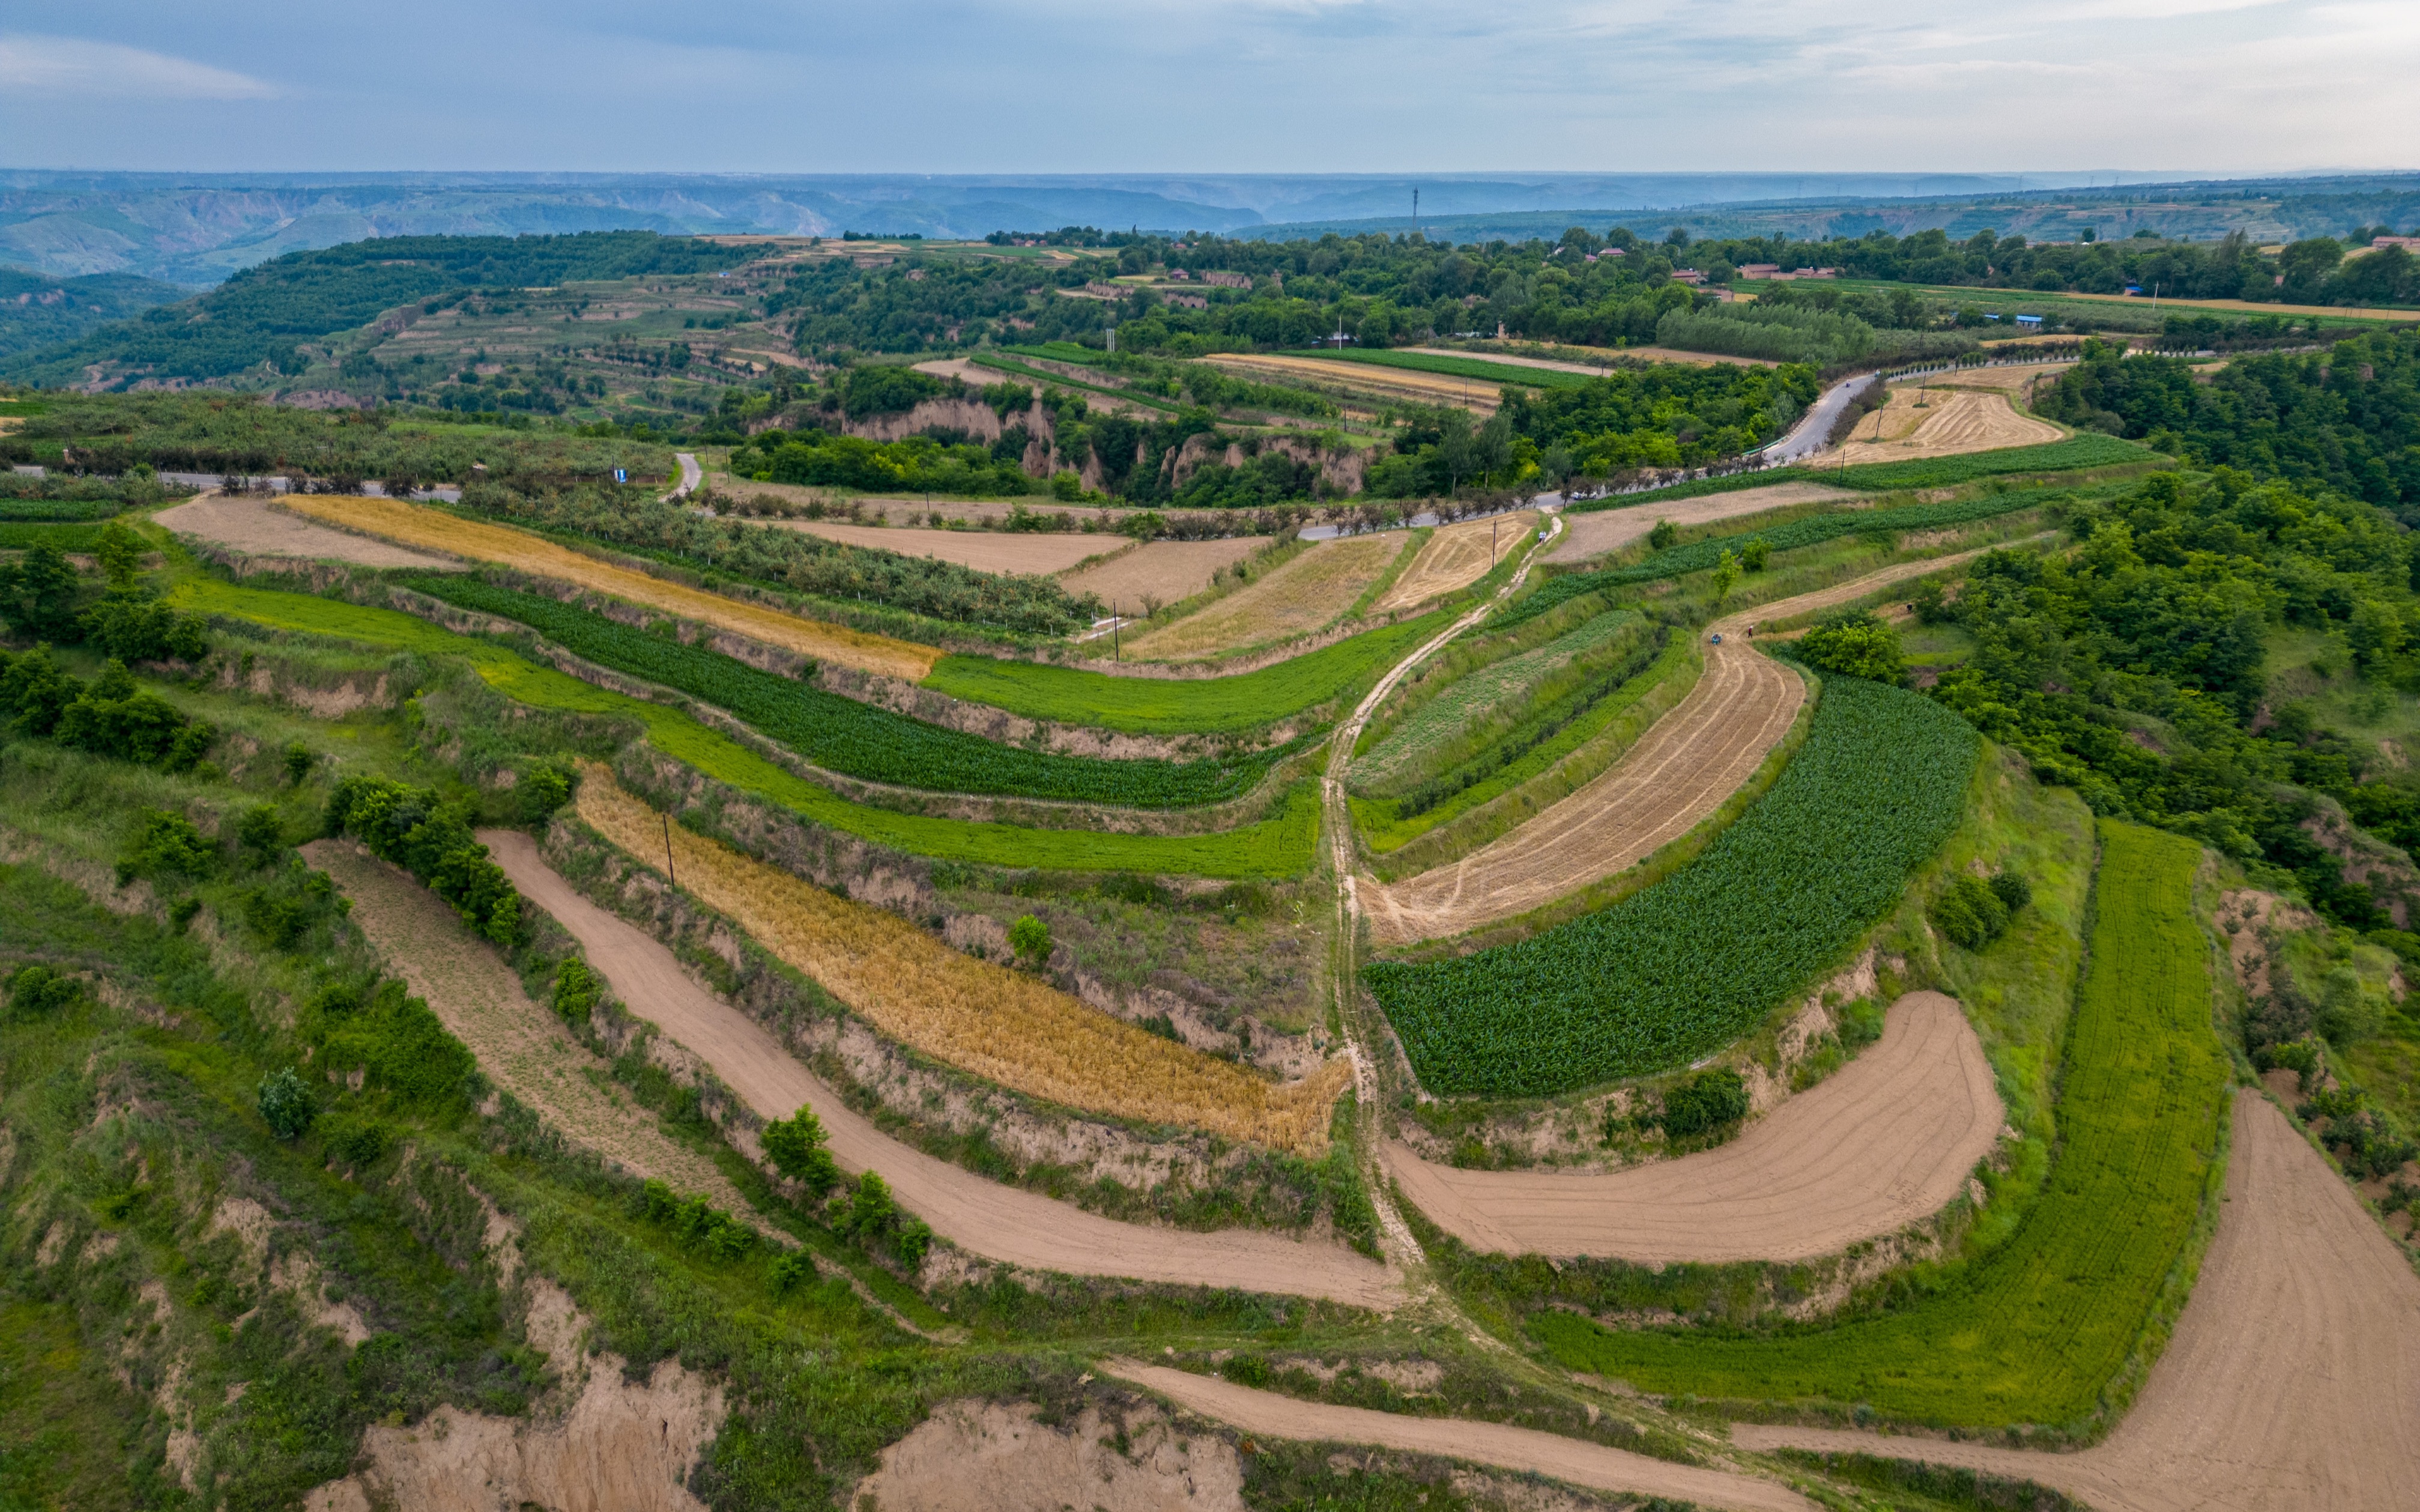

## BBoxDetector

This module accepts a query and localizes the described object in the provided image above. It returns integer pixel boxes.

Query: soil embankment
[1103,1361,1815,1512]
[1385,992,2001,1262]
[1735,1092,2420,1511]
[481,830,1399,1308]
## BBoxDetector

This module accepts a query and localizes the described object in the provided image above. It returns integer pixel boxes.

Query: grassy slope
[175,579,1319,877]
[1531,821,2231,1429]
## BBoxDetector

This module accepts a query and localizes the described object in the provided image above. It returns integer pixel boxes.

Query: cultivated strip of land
[157,494,458,569]
[481,829,1399,1308]
[1385,991,2001,1262]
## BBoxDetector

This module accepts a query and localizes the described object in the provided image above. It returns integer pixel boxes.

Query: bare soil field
[1552,483,1862,563]
[1919,361,2075,395]
[1060,536,1271,609]
[1125,533,1403,661]
[301,839,751,1212]
[1385,993,2000,1262]
[281,494,941,681]
[760,518,1128,575]
[156,495,458,569]
[1361,554,1997,943]
[1376,512,1536,611]
[909,357,1005,386]
[1200,354,1505,412]
[853,1400,1242,1512]
[1737,1091,2420,1511]
[1103,1362,1815,1512]
[1823,389,2061,465]
[567,771,1351,1153]
[481,828,1398,1307]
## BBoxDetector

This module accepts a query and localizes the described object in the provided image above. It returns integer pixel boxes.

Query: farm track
[1550,483,1859,563]
[1736,1091,2420,1511]
[1103,1361,1816,1512]
[1382,992,2002,1262]
[1376,512,1535,611]
[279,494,942,682]
[1360,548,2009,945]
[156,494,458,569]
[301,839,758,1222]
[481,830,1400,1308]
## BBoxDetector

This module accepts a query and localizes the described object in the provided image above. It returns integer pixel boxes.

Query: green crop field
[0,521,107,551]
[1355,610,1645,792]
[1281,348,1596,390]
[1365,676,1978,1095]
[1531,821,2230,1429]
[410,576,1296,808]
[176,579,1320,876]
[1354,635,1696,856]
[922,608,1456,735]
[1498,490,2060,632]
[1822,434,2154,489]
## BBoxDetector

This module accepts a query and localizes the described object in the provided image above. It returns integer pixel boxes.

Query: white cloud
[0,33,275,100]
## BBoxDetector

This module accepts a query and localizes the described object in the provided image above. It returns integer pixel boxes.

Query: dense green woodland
[0,267,185,363]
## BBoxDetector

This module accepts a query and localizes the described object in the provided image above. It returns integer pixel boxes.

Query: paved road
[1763,372,1880,464]
[668,452,703,499]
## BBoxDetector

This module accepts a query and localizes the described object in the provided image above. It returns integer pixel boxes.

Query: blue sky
[3,1,2415,173]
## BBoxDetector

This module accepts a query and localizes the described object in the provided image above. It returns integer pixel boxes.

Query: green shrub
[518,763,573,820]
[324,1116,391,1169]
[4,964,85,1017]
[237,804,285,860]
[325,775,523,945]
[1660,1068,1750,1139]
[1007,914,1051,966]
[116,809,214,886]
[1798,611,1905,685]
[258,1067,315,1140]
[761,1107,840,1197]
[1931,870,2028,951]
[1647,518,1678,550]
[283,742,315,785]
[550,958,599,1025]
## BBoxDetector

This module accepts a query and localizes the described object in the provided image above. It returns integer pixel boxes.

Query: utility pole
[1413,188,1420,236]
[1112,600,1120,662]
[663,814,677,888]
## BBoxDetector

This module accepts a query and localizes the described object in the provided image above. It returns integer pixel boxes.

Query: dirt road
[1735,1092,2420,1511]
[481,830,1400,1308]
[1104,1362,1815,1512]
[157,495,458,569]
[1385,993,2001,1261]
[1361,549,2012,943]
[303,840,753,1215]
[1552,483,1859,563]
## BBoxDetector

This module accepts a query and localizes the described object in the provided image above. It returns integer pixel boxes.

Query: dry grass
[575,768,1348,1153]
[1823,389,2062,465]
[1376,511,1535,611]
[1060,537,1270,609]
[280,494,941,680]
[1124,534,1403,661]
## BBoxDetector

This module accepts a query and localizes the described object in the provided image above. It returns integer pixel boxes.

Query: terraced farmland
[1364,677,1980,1096]
[1530,823,2231,1429]
[410,575,1299,807]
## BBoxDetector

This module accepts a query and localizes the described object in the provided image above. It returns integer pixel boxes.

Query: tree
[1008,913,1052,967]
[1660,1068,1747,1138]
[1710,548,1741,606]
[551,959,599,1024]
[0,546,84,642]
[283,743,315,785]
[258,1068,315,1140]
[94,521,145,592]
[761,1107,840,1196]
[1741,536,1771,572]
[237,805,284,861]
[1797,609,1905,684]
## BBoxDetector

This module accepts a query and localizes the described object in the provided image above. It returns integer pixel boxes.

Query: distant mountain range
[0,169,2275,286]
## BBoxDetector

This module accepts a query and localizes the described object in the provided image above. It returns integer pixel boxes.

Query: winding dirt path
[1360,549,2005,945]
[1103,1361,1815,1512]
[1735,1092,2420,1511]
[1385,992,2002,1262]
[480,830,1400,1309]
[303,840,752,1215]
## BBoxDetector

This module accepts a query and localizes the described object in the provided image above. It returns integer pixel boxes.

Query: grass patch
[1530,821,2231,1430]
[0,521,107,551]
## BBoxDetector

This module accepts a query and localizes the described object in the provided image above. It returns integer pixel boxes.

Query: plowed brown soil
[1385,993,2001,1261]
[301,840,750,1211]
[481,829,1399,1308]
[1060,537,1269,608]
[1735,1092,2420,1511]
[761,518,1127,574]
[156,495,457,569]
[1361,552,2001,943]
[1103,1362,1815,1512]
[1824,389,2060,465]
[1552,483,1860,563]
[1376,512,1535,611]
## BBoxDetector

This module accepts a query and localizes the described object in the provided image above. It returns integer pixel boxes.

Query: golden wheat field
[280,495,941,682]
[573,768,1349,1152]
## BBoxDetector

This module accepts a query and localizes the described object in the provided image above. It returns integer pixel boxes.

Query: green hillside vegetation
[1365,676,1979,1095]
[408,574,1298,808]
[919,609,1457,736]
[0,267,186,361]
[1532,822,2230,1430]
[176,578,1321,877]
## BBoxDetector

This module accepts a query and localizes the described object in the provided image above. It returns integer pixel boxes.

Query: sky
[3,1,2416,174]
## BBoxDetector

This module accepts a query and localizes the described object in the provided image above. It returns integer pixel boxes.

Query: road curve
[1735,1092,2420,1512]
[1385,992,2003,1262]
[1103,1361,1816,1512]
[668,451,703,499]
[480,830,1400,1310]
[1361,545,2018,945]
